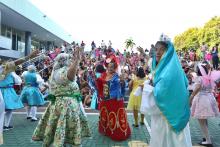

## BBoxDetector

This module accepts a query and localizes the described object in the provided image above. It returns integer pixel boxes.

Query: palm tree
[125,38,136,52]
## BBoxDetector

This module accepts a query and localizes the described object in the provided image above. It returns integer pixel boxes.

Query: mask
[95,73,101,78]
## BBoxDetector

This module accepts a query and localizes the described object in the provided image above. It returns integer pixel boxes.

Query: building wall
[0,48,24,59]
[0,0,73,58]
[1,24,25,51]
[0,0,72,43]
[0,24,40,51]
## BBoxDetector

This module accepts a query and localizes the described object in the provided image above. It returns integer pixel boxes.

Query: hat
[27,65,36,72]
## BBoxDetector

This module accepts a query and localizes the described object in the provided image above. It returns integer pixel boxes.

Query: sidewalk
[1,113,220,147]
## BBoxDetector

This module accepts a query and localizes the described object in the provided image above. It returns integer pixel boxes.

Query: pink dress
[95,49,100,57]
[191,77,219,119]
[205,53,212,61]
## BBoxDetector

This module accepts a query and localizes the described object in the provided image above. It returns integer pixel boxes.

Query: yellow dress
[127,76,146,110]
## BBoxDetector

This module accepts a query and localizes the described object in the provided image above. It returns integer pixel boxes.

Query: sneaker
[140,122,145,125]
[7,126,13,130]
[3,126,13,131]
[3,126,8,131]
[132,124,139,127]
[198,141,213,147]
[27,117,32,120]
[31,118,38,122]
[199,138,206,145]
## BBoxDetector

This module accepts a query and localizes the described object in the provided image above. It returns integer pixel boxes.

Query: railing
[20,45,76,73]
[21,52,45,71]
[38,62,54,74]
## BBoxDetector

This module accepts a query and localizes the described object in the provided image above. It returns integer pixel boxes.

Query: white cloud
[29,0,220,51]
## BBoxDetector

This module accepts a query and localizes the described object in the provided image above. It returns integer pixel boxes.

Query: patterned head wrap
[53,53,71,70]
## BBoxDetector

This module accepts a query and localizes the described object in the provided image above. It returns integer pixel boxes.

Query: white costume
[11,72,22,85]
[137,80,192,147]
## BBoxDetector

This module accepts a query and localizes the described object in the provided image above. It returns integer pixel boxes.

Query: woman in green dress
[32,48,91,147]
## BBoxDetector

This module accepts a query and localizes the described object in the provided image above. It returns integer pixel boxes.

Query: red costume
[96,55,131,141]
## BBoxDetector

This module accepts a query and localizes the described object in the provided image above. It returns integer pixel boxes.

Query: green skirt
[32,96,91,147]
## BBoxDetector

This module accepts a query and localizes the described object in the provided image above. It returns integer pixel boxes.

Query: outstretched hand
[14,49,40,66]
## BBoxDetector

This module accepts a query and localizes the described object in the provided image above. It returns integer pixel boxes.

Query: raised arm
[67,47,81,81]
[14,50,39,65]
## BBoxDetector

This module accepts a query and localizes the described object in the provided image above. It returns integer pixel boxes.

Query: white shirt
[101,42,106,48]
[11,72,22,85]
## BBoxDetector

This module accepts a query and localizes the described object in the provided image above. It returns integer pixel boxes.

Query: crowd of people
[177,43,219,70]
[0,36,220,147]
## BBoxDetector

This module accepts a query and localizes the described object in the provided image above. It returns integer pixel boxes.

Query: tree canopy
[174,16,220,52]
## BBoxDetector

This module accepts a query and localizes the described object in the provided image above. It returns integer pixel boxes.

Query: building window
[6,31,11,38]
[1,25,12,38]
[17,35,24,52]
[31,39,40,50]
[6,27,12,38]
[1,25,6,36]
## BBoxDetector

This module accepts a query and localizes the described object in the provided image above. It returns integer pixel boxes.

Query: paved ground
[1,113,220,147]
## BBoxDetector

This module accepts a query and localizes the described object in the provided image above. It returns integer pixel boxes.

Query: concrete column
[25,31,31,56]
[46,41,51,50]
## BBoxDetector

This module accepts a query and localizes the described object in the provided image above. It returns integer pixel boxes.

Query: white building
[0,0,73,59]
